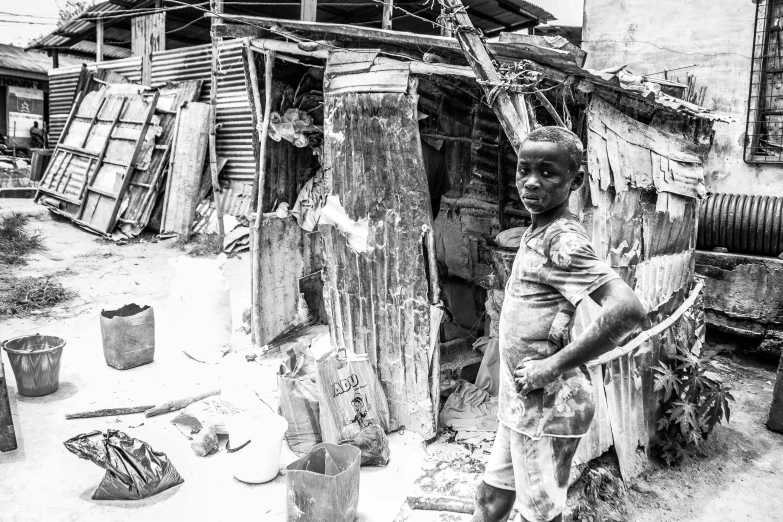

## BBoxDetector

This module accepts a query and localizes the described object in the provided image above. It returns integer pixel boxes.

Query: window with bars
[746,0,783,162]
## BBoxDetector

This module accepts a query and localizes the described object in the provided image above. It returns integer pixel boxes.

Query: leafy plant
[653,343,734,465]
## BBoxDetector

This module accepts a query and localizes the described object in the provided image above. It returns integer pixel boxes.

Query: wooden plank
[118,81,203,238]
[498,31,587,67]
[0,360,17,452]
[326,70,409,95]
[242,44,263,213]
[301,0,317,22]
[251,50,275,350]
[132,12,166,86]
[96,18,104,62]
[77,97,127,215]
[162,102,211,238]
[439,0,530,150]
[382,0,393,30]
[209,5,226,246]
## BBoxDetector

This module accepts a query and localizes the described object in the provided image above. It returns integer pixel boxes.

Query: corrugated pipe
[697,193,783,256]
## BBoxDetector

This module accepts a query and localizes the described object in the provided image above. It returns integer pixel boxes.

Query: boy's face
[516,140,583,215]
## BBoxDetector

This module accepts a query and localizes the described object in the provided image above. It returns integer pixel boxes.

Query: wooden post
[52,49,59,69]
[300,0,317,22]
[209,0,226,245]
[96,18,104,62]
[243,44,263,213]
[497,126,507,231]
[382,0,393,30]
[251,50,275,349]
[438,0,530,150]
[0,360,17,452]
[131,12,165,86]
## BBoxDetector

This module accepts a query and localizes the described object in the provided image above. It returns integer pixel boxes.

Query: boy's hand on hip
[514,356,558,396]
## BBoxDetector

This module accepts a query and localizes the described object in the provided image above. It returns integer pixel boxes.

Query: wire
[0,11,59,20]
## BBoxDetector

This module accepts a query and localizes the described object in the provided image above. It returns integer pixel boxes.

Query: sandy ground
[4,199,783,522]
[0,200,427,522]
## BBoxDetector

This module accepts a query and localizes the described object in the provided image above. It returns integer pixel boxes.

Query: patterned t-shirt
[498,215,620,439]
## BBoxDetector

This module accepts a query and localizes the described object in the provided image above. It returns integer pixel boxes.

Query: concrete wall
[695,251,783,355]
[582,0,783,196]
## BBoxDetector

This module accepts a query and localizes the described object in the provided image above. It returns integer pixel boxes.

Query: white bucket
[226,413,289,484]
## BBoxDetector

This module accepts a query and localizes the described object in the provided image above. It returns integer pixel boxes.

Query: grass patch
[0,213,45,264]
[0,276,77,317]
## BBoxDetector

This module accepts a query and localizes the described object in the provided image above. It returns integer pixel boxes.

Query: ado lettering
[332,374,360,397]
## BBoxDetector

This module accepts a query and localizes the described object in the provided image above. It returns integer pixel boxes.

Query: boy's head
[516,126,584,215]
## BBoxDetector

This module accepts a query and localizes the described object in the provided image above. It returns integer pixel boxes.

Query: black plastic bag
[64,429,184,500]
[339,424,390,467]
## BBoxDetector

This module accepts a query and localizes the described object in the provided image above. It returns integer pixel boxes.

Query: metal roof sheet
[0,44,83,75]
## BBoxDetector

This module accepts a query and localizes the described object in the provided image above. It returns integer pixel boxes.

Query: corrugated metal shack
[211,15,726,478]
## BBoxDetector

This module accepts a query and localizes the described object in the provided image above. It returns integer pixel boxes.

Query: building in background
[0,44,82,149]
[583,0,783,356]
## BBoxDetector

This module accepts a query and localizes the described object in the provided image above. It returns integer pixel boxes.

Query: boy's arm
[515,279,647,395]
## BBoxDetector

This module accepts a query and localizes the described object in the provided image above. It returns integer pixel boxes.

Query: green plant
[0,213,45,264]
[653,343,734,465]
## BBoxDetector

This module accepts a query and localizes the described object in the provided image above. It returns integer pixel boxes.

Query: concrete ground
[0,200,427,522]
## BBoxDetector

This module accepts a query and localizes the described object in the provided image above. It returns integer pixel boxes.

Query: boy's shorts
[483,424,581,522]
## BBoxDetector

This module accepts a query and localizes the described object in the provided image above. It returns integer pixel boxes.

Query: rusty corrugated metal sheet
[321,90,437,438]
[633,251,694,313]
[257,215,322,345]
[151,41,255,184]
[574,98,707,481]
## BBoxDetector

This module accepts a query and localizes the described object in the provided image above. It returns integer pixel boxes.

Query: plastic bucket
[226,413,289,484]
[100,304,155,370]
[2,334,65,397]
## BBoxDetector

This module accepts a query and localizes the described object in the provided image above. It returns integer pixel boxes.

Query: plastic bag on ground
[169,253,232,363]
[278,344,322,455]
[339,423,390,467]
[315,351,390,444]
[64,430,184,500]
[170,396,249,438]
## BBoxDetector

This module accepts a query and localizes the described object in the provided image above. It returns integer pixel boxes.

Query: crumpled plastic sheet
[268,108,319,148]
[339,424,390,467]
[64,429,184,500]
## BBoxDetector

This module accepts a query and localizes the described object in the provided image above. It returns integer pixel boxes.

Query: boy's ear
[570,166,585,191]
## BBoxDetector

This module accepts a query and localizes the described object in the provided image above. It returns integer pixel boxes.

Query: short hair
[522,126,584,172]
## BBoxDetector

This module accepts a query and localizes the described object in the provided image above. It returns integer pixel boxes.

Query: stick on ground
[144,388,221,418]
[65,405,156,420]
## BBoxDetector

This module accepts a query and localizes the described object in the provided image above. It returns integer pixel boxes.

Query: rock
[712,247,728,253]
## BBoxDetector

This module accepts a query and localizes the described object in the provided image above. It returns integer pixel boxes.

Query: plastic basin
[2,334,65,397]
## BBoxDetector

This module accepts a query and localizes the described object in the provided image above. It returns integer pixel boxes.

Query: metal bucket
[2,334,65,397]
[100,304,155,370]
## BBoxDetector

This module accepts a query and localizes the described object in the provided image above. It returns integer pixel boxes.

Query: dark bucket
[2,334,65,397]
[100,304,155,370]
[285,443,361,522]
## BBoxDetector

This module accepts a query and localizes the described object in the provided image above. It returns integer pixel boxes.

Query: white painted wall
[582,0,783,196]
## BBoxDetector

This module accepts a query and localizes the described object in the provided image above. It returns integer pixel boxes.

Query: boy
[472,127,647,522]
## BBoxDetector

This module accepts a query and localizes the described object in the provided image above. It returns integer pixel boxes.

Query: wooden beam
[209,0,226,246]
[437,0,530,150]
[251,49,275,350]
[301,0,317,22]
[96,18,104,62]
[248,37,475,78]
[382,0,393,30]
